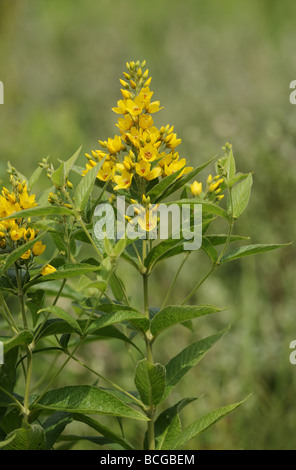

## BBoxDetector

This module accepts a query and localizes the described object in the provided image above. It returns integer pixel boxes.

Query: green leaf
[88,308,150,334]
[31,386,148,421]
[147,167,185,202]
[1,330,34,354]
[231,173,253,218]
[28,165,44,191]
[220,243,290,264]
[75,159,104,212]
[170,199,230,220]
[225,148,236,180]
[227,173,248,188]
[72,414,134,450]
[202,237,218,263]
[206,234,249,245]
[27,290,45,327]
[25,263,101,290]
[172,397,249,449]
[35,319,78,342]
[0,424,46,450]
[0,348,18,416]
[154,398,198,450]
[38,306,82,335]
[43,411,73,450]
[134,359,166,407]
[63,147,82,179]
[144,238,184,272]
[150,305,222,337]
[0,205,74,220]
[51,162,65,188]
[163,328,228,400]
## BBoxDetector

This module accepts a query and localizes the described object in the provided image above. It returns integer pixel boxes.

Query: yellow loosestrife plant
[0,61,287,450]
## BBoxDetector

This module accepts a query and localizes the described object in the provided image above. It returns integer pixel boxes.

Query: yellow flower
[125,127,143,149]
[106,136,124,154]
[41,264,57,276]
[139,114,154,130]
[97,161,115,182]
[25,228,36,241]
[10,227,26,241]
[209,178,223,192]
[114,170,133,190]
[164,158,186,176]
[112,99,127,115]
[125,97,144,116]
[146,166,162,181]
[135,160,151,178]
[117,114,134,132]
[21,249,31,260]
[139,87,153,104]
[137,206,159,232]
[32,241,46,256]
[165,133,182,148]
[139,143,159,163]
[148,100,163,113]
[190,181,202,196]
[19,185,37,210]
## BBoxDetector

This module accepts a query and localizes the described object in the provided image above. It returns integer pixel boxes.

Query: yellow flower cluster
[190,174,225,201]
[0,180,47,261]
[83,60,193,194]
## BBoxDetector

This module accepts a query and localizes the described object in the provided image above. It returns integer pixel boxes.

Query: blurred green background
[0,0,295,450]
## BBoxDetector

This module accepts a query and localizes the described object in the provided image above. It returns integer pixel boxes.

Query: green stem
[70,354,144,408]
[34,263,116,405]
[15,264,27,329]
[161,252,190,309]
[0,385,24,411]
[181,265,216,305]
[0,291,19,333]
[23,347,33,423]
[142,239,155,450]
[53,279,67,306]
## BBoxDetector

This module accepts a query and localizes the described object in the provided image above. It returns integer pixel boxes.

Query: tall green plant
[0,61,287,450]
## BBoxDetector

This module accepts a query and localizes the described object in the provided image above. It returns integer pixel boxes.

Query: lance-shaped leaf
[134,359,166,407]
[163,328,228,400]
[72,414,134,450]
[231,173,253,219]
[0,424,46,450]
[202,237,218,263]
[172,397,250,449]
[170,199,230,220]
[153,398,198,450]
[91,305,150,332]
[147,167,184,202]
[25,263,101,290]
[63,146,82,180]
[0,205,74,220]
[31,386,148,421]
[206,234,249,245]
[150,305,222,337]
[75,158,105,212]
[0,348,18,414]
[144,238,184,272]
[220,243,290,264]
[43,411,73,450]
[38,306,82,335]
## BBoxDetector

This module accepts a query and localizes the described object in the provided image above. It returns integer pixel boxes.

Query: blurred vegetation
[0,0,295,449]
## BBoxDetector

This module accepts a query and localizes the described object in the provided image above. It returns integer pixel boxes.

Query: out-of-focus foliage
[0,0,295,449]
